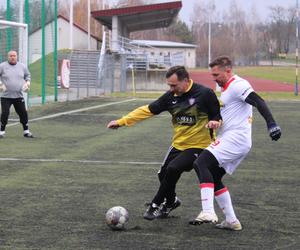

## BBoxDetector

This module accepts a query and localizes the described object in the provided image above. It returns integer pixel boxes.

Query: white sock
[199,183,215,213]
[215,187,238,223]
[0,130,5,135]
[23,130,30,134]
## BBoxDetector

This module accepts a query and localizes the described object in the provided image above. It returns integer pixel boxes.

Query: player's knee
[158,166,167,182]
[2,110,10,117]
[193,159,202,174]
[214,182,225,191]
[157,171,164,182]
[166,164,180,177]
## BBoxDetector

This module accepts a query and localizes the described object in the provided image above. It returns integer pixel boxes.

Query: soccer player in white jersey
[189,56,281,230]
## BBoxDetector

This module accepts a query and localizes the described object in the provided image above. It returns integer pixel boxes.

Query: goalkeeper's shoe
[143,203,162,220]
[0,131,5,138]
[23,131,34,138]
[189,211,218,225]
[216,220,242,231]
[160,197,181,218]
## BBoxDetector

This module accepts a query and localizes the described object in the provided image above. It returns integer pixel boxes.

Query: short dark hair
[209,56,232,69]
[166,66,189,81]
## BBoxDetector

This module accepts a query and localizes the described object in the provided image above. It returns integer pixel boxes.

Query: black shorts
[158,147,203,180]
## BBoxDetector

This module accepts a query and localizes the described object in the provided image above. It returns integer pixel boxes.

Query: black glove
[268,124,281,141]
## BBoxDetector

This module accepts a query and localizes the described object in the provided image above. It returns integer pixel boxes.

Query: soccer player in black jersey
[107,66,222,220]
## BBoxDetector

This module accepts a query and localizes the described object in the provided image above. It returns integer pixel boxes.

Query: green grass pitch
[0,97,299,249]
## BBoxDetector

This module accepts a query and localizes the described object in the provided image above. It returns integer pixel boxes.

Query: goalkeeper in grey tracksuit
[0,50,33,138]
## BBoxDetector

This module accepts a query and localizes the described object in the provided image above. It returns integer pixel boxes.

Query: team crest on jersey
[188,98,195,106]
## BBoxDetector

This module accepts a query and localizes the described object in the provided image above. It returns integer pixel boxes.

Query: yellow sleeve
[117,105,154,126]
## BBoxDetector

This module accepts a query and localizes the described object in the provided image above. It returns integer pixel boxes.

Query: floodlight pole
[18,0,24,61]
[88,0,91,50]
[295,0,299,96]
[6,0,12,52]
[42,0,46,104]
[69,0,73,49]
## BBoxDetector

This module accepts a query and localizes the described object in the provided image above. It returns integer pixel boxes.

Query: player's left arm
[205,89,222,129]
[23,65,31,92]
[245,92,281,141]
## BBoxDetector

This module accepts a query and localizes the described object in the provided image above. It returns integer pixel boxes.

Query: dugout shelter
[91,1,182,53]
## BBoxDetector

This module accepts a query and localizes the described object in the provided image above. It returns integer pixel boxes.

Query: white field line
[7,99,137,127]
[66,113,170,117]
[0,157,292,173]
[0,157,161,166]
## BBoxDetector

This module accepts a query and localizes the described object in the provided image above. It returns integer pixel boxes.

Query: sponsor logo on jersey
[175,115,196,125]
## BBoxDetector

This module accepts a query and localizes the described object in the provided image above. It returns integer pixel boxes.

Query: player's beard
[8,60,17,65]
[215,81,223,88]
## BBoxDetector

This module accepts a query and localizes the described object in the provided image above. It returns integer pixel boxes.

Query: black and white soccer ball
[105,206,129,230]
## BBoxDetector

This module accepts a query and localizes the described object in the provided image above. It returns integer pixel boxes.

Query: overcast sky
[176,0,297,25]
[109,0,297,25]
[1,0,297,25]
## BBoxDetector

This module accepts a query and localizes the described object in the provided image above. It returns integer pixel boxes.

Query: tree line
[1,0,298,67]
[113,0,298,66]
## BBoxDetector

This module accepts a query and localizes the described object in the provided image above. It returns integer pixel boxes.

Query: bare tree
[190,0,212,66]
[114,0,149,7]
[58,0,103,38]
[268,5,296,55]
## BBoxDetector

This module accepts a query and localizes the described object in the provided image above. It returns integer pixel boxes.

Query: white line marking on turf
[0,157,161,166]
[7,99,137,127]
[0,158,294,173]
[66,113,170,117]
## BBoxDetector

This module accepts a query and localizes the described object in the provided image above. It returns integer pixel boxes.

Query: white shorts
[206,131,251,175]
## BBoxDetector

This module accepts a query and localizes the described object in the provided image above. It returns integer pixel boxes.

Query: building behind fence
[0,1,199,106]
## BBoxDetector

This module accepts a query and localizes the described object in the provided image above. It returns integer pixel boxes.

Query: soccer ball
[105,206,129,230]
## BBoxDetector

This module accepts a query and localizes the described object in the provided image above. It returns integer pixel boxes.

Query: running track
[190,71,294,92]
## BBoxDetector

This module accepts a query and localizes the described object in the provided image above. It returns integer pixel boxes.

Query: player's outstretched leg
[143,203,162,220]
[189,183,218,225]
[216,220,242,231]
[215,187,242,231]
[189,211,218,225]
[23,130,34,138]
[160,196,181,218]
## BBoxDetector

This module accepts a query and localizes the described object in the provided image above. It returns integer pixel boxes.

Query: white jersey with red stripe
[207,75,254,174]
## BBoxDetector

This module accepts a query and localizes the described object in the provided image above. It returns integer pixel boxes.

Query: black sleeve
[245,92,276,128]
[205,88,222,121]
[148,91,170,115]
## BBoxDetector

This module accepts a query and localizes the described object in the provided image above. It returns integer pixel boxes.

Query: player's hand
[0,82,6,92]
[206,120,222,129]
[268,124,281,141]
[22,81,30,92]
[107,120,120,129]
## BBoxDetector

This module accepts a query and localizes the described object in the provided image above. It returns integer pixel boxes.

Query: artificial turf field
[0,97,299,249]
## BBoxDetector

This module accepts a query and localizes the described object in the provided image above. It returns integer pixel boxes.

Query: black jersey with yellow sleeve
[148,82,221,150]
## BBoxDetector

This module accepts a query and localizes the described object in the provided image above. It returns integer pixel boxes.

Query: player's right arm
[107,105,154,129]
[107,92,169,129]
[0,64,5,92]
